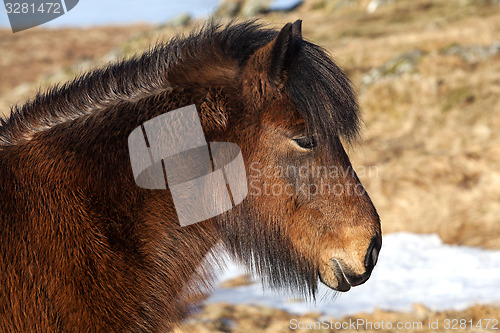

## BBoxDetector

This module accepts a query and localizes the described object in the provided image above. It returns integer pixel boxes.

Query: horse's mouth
[319,259,351,292]
[319,259,372,292]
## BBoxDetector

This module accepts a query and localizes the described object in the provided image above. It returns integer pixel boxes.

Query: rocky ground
[1,0,499,330]
[174,302,500,332]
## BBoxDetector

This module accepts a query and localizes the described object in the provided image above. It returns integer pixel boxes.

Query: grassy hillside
[2,0,498,248]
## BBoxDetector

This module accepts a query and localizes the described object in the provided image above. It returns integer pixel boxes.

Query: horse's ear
[268,20,302,82]
[268,22,295,82]
[292,19,302,39]
[245,21,302,84]
[242,21,302,106]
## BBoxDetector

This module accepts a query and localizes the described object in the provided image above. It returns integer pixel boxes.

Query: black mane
[0,21,359,148]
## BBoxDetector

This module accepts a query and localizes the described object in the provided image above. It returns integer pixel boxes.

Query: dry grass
[173,302,500,332]
[0,25,152,94]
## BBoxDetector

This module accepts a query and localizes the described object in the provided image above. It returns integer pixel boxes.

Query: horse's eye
[293,136,316,150]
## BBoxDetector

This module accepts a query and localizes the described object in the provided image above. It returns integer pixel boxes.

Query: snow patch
[206,233,500,317]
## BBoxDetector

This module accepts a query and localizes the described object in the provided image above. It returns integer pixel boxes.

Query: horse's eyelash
[293,135,316,149]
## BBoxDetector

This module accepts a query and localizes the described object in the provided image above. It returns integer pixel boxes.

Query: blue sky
[1,0,219,28]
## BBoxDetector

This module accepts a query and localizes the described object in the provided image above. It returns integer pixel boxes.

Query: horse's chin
[318,269,352,293]
[319,257,375,292]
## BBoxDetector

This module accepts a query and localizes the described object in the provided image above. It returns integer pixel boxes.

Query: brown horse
[0,20,381,331]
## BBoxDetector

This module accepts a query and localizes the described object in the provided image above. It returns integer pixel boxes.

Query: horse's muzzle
[326,236,382,292]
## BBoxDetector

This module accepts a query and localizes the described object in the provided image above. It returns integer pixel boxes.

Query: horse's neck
[1,87,221,323]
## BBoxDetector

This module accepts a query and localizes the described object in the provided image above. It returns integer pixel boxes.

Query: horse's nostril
[364,236,382,272]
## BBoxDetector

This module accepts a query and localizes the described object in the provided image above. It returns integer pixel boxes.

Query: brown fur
[0,21,381,332]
